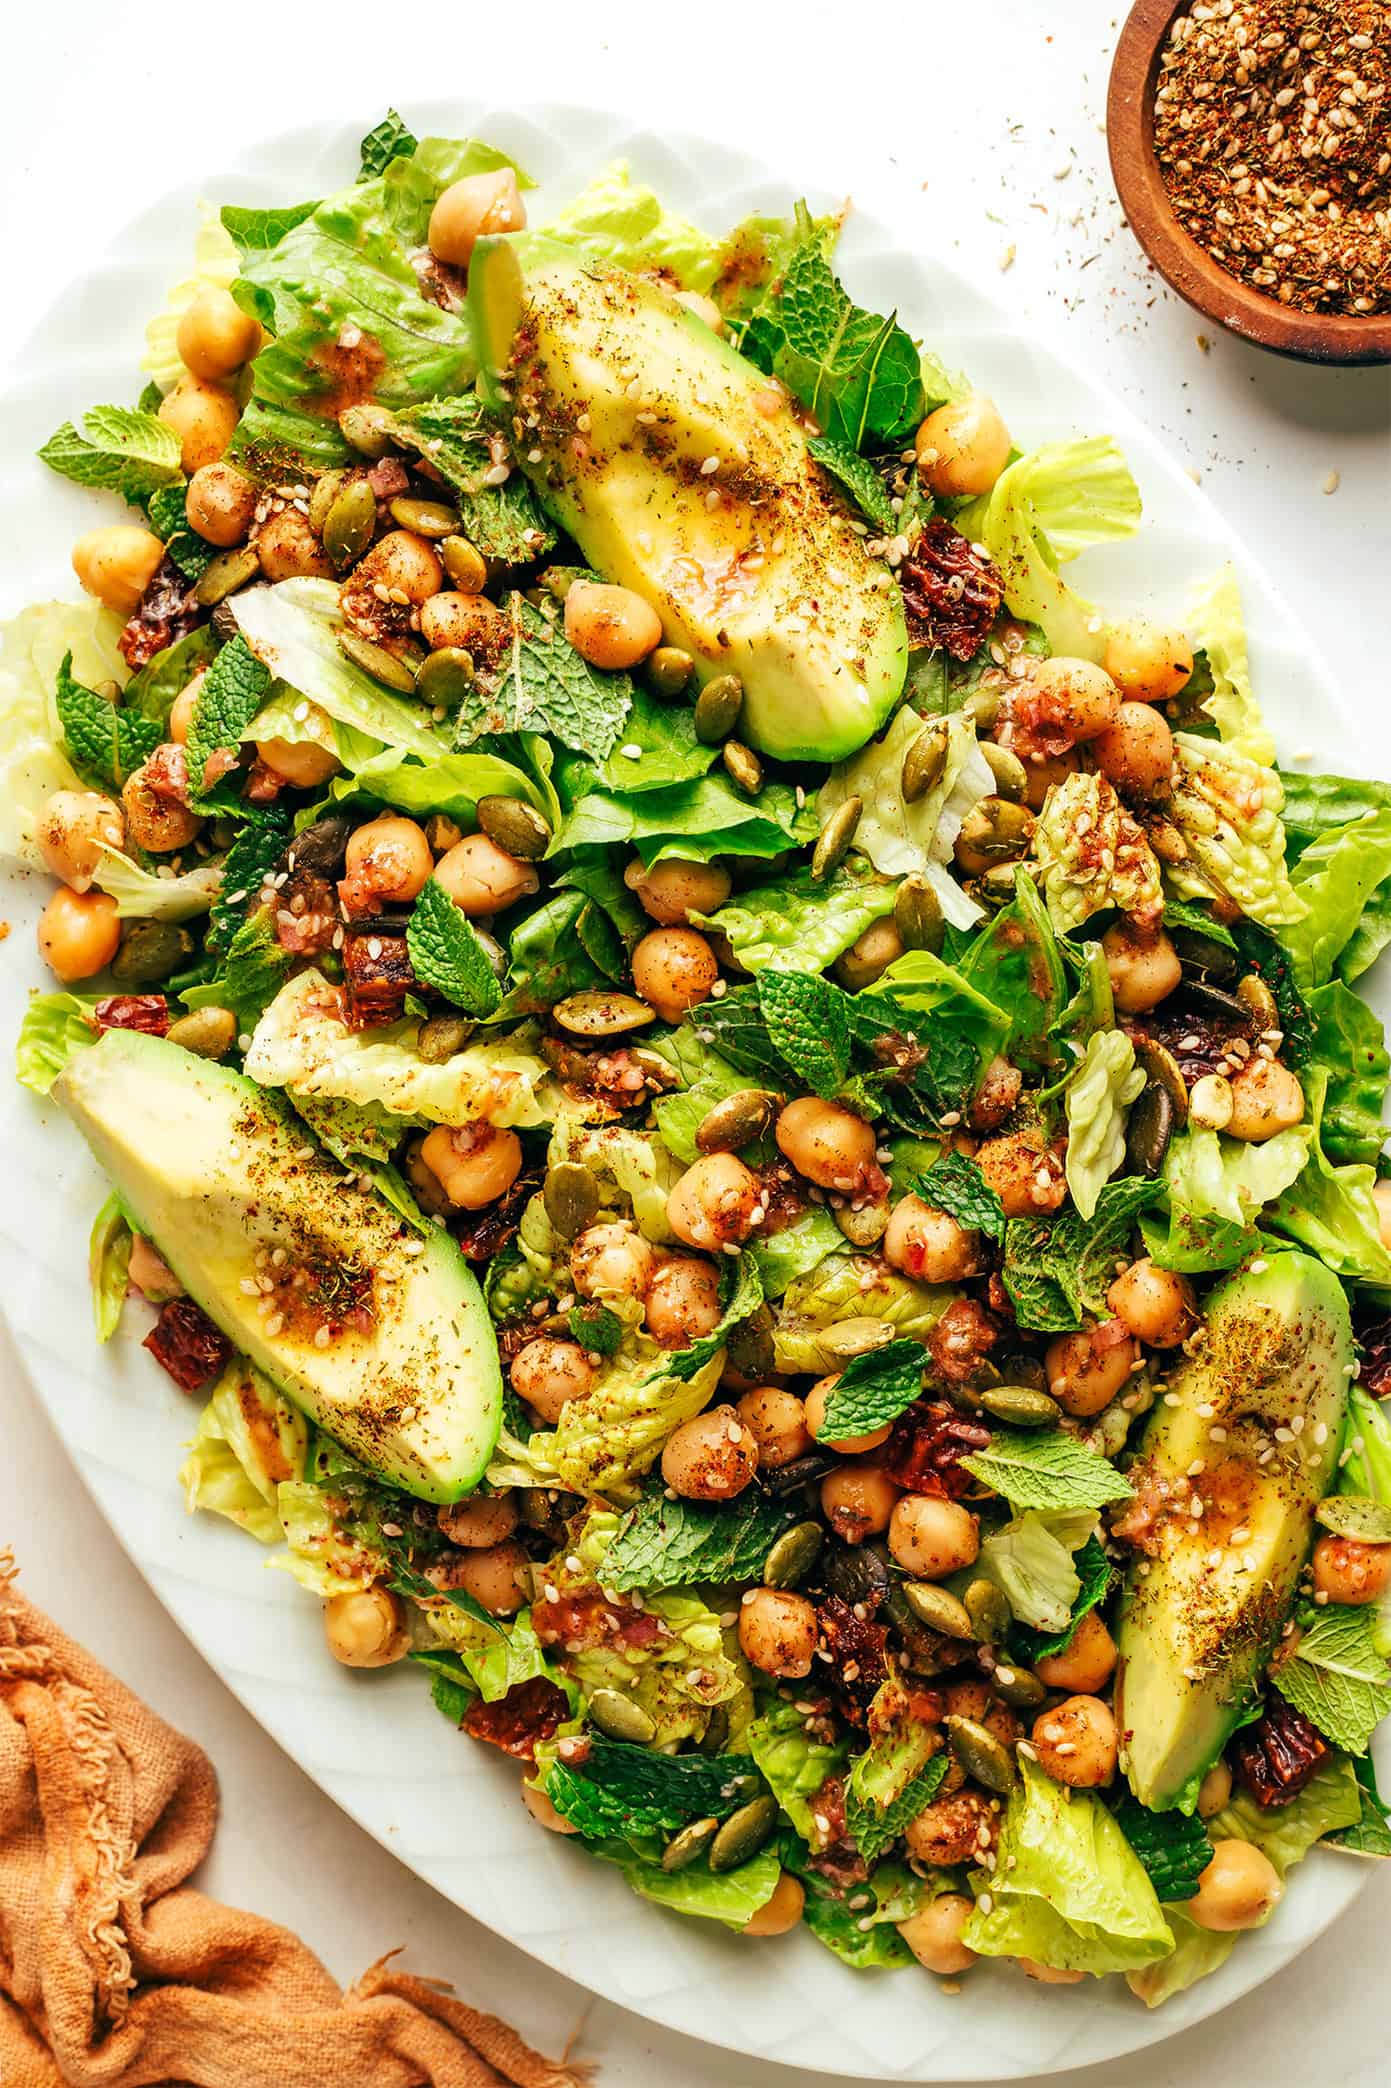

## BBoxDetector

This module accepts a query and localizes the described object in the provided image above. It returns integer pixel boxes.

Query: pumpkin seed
[1236,973,1280,1031]
[440,535,488,592]
[820,1317,898,1362]
[1186,978,1249,1024]
[990,1663,1047,1710]
[709,1794,779,1873]
[661,1816,720,1872]
[695,1088,776,1153]
[901,720,949,803]
[308,469,347,534]
[323,478,379,571]
[954,798,1036,870]
[996,1351,1047,1392]
[722,740,763,794]
[166,1006,237,1059]
[1315,1494,1391,1544]
[1169,924,1239,980]
[893,874,945,953]
[336,630,419,693]
[979,741,1029,803]
[417,1013,475,1064]
[945,1714,1017,1794]
[833,1197,890,1247]
[964,1578,1011,1643]
[477,795,550,862]
[1135,1038,1189,1125]
[194,545,260,606]
[648,646,695,697]
[972,865,1020,913]
[962,687,1002,733]
[110,920,193,986]
[1125,1081,1176,1177]
[812,795,863,881]
[390,494,459,538]
[414,647,476,708]
[901,1583,973,1639]
[763,1521,824,1590]
[824,1540,891,1607]
[980,1384,1062,1428]
[92,678,121,703]
[338,402,395,458]
[694,673,744,743]
[543,1161,601,1238]
[588,1688,657,1745]
[552,991,657,1039]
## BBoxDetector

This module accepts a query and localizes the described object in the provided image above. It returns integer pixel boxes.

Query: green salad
[8,109,1391,2001]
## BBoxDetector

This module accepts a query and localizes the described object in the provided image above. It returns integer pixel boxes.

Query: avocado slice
[54,1029,501,1502]
[1115,1251,1351,1811]
[470,234,908,763]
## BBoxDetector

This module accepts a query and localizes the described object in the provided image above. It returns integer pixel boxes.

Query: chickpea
[897,1894,978,1977]
[428,167,527,266]
[775,1096,880,1195]
[806,1374,891,1456]
[976,1131,1066,1218]
[631,925,719,1023]
[1107,1257,1196,1347]
[1092,702,1175,798]
[72,526,165,614]
[323,1586,410,1667]
[564,580,663,670]
[1028,657,1122,746]
[255,734,341,788]
[438,1491,518,1548]
[338,815,433,913]
[915,393,1011,498]
[1311,1533,1391,1605]
[1030,1695,1118,1787]
[1197,1760,1234,1820]
[661,1404,760,1501]
[889,1494,980,1579]
[434,834,539,916]
[1102,920,1182,1014]
[419,591,510,655]
[1023,749,1081,811]
[1226,1058,1304,1142]
[883,1194,981,1283]
[122,755,203,853]
[39,888,126,981]
[570,1220,656,1301]
[1035,1609,1118,1694]
[35,789,124,893]
[1373,1179,1391,1251]
[352,529,444,605]
[736,1386,812,1469]
[185,460,258,546]
[645,1256,723,1347]
[1045,1323,1139,1417]
[1019,1960,1086,1986]
[942,1678,1022,1749]
[623,855,731,926]
[255,507,333,580]
[417,1122,523,1210]
[738,1586,817,1676]
[522,1778,580,1835]
[666,1152,761,1252]
[1186,1840,1282,1933]
[743,1871,805,1937]
[167,676,204,746]
[905,1788,998,1867]
[176,285,261,380]
[833,916,905,992]
[1103,618,1194,702]
[820,1463,898,1543]
[127,1233,183,1302]
[158,374,240,473]
[445,1540,529,1617]
[511,1337,596,1424]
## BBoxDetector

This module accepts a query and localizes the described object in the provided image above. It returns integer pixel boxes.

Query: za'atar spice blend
[1153,0,1390,317]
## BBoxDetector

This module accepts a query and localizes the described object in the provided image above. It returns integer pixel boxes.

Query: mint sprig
[38,404,181,503]
[1277,1606,1391,1757]
[548,1738,759,1840]
[813,1339,925,1443]
[406,879,503,1016]
[54,653,162,792]
[756,970,850,1097]
[915,1149,1005,1240]
[1112,1797,1212,1902]
[458,591,630,758]
[185,636,271,804]
[962,1427,1132,1512]
[806,435,898,532]
[603,1487,795,1594]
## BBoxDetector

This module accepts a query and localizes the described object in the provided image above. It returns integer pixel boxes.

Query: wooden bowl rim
[1107,0,1391,366]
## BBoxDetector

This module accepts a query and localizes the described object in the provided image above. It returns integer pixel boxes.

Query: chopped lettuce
[0,600,124,866]
[273,1476,386,1594]
[88,1194,131,1343]
[817,707,992,931]
[694,861,897,975]
[542,1340,726,1502]
[534,161,720,289]
[746,1696,850,1843]
[800,1860,934,1970]
[1306,980,1389,1166]
[181,1360,309,1544]
[423,1603,557,1703]
[1033,771,1163,931]
[1267,1067,1391,1284]
[747,1207,845,1299]
[601,1840,781,1928]
[772,1253,952,1373]
[647,1024,759,1166]
[957,867,1067,1067]
[547,1104,683,1244]
[1143,1120,1312,1272]
[1126,1910,1236,2009]
[1167,734,1306,931]
[1285,806,1391,988]
[1209,1753,1361,1872]
[92,847,222,921]
[1064,1031,1144,1221]
[1186,564,1274,766]
[15,992,100,1095]
[556,772,815,867]
[973,1509,1098,1634]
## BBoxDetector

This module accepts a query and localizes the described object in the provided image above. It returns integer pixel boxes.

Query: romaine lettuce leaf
[1285,806,1391,987]
[556,772,815,866]
[1064,1031,1144,1221]
[545,1341,726,1501]
[181,1359,309,1545]
[693,860,897,975]
[973,1509,1098,1634]
[273,1477,387,1594]
[92,848,222,921]
[957,868,1066,1066]
[1209,1753,1361,1871]
[88,1194,131,1343]
[746,1695,850,1844]
[546,1104,683,1243]
[747,1208,847,1298]
[1033,771,1163,931]
[646,1023,758,1166]
[1186,564,1275,766]
[600,1840,781,1928]
[15,992,100,1095]
[1126,1910,1235,2009]
[794,1858,936,1970]
[1306,980,1389,1166]
[1167,734,1306,931]
[422,1603,556,1703]
[0,599,123,866]
[1267,1067,1391,1284]
[772,1254,952,1373]
[816,707,991,931]
[1143,1120,1312,1273]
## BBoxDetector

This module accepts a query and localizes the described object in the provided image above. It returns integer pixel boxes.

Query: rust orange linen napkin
[0,1553,590,2088]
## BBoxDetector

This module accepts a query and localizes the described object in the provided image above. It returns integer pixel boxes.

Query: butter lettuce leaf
[181,1359,308,1545]
[746,1696,850,1845]
[817,707,992,931]
[0,600,125,865]
[1285,805,1391,988]
[547,1342,725,1500]
[556,773,815,866]
[92,848,222,922]
[747,1208,845,1298]
[1143,1121,1311,1273]
[15,993,100,1095]
[1064,1030,1145,1221]
[973,1509,1099,1633]
[88,1195,132,1344]
[1305,980,1389,1167]
[1186,563,1274,766]
[1033,771,1163,932]
[537,161,720,290]
[546,1104,683,1243]
[1168,733,1306,931]
[693,860,896,975]
[1267,1067,1391,1284]
[600,1841,781,1928]
[773,1254,952,1374]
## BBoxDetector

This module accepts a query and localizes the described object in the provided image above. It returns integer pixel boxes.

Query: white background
[2,3,1389,2084]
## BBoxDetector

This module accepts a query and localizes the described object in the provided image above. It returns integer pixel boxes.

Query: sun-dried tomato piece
[461,1676,571,1762]
[816,1594,888,1723]
[93,995,170,1037]
[118,554,205,669]
[143,1298,230,1393]
[1356,1313,1391,1399]
[1231,1691,1330,1808]
[453,1168,543,1262]
[898,519,1004,660]
[926,1297,1000,1387]
[884,1399,991,1498]
[341,931,415,1028]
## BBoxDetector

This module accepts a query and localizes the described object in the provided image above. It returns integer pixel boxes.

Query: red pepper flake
[1231,1691,1329,1808]
[461,1676,571,1762]
[93,995,170,1037]
[898,519,1004,659]
[143,1297,230,1393]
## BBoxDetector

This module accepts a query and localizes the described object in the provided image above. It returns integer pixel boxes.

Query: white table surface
[2,4,1388,2083]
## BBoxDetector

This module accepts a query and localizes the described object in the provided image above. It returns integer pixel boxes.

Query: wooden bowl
[1107,0,1391,364]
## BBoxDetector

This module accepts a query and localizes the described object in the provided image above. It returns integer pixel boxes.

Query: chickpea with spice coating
[883,1195,981,1283]
[915,394,1011,498]
[122,757,203,853]
[1185,1840,1282,1932]
[775,1096,882,1196]
[1021,657,1120,747]
[510,1337,596,1424]
[37,888,121,982]
[1197,1760,1233,1819]
[1311,1533,1391,1605]
[438,1493,519,1548]
[738,1588,817,1677]
[36,790,123,892]
[417,1122,523,1210]
[1030,1695,1118,1787]
[1045,1323,1139,1417]
[662,1405,760,1501]
[72,526,165,614]
[897,1895,978,1977]
[255,733,341,789]
[888,1494,980,1579]
[420,591,509,655]
[444,1541,529,1616]
[1225,1058,1304,1142]
[158,374,240,473]
[338,815,433,913]
[1092,702,1175,798]
[176,285,261,380]
[570,1221,656,1301]
[352,529,443,605]
[820,1463,898,1543]
[743,1872,805,1936]
[434,834,539,917]
[644,1256,723,1347]
[976,1130,1066,1218]
[185,460,258,546]
[255,508,333,580]
[1034,1609,1118,1693]
[666,1152,761,1253]
[623,855,731,926]
[735,1386,812,1469]
[167,676,204,746]
[323,1587,410,1668]
[631,926,719,1024]
[1102,920,1182,1014]
[1103,618,1194,701]
[1107,1258,1196,1347]
[428,167,526,266]
[564,581,663,670]
[522,1780,580,1835]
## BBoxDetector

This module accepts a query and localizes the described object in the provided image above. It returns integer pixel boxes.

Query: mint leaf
[1163,897,1237,951]
[814,1339,925,1443]
[806,435,898,531]
[220,200,320,257]
[422,1656,474,1725]
[756,970,850,1097]
[1002,1177,1157,1332]
[385,398,556,563]
[1008,1534,1114,1664]
[208,809,291,953]
[458,592,631,758]
[406,877,503,1015]
[145,481,215,580]
[566,1301,624,1356]
[659,1253,763,1386]
[181,908,292,1034]
[962,1427,1132,1512]
[1277,1606,1391,1756]
[915,1149,1005,1240]
[1327,1753,1391,1859]
[679,982,789,1084]
[185,636,270,803]
[38,404,182,503]
[549,1739,759,1840]
[603,1487,795,1594]
[359,109,418,178]
[54,652,162,791]
[846,1750,947,1868]
[1113,1797,1212,1901]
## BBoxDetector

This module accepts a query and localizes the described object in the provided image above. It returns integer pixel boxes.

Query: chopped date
[118,554,204,669]
[539,1035,676,1117]
[926,1296,999,1386]
[341,931,415,1028]
[366,456,412,499]
[142,741,195,809]
[1231,1691,1329,1808]
[1127,992,1257,1087]
[270,867,339,957]
[453,1168,543,1262]
[898,519,1003,660]
[1355,1313,1391,1400]
[884,1399,991,1497]
[816,1594,888,1721]
[461,1676,570,1762]
[94,995,170,1037]
[143,1297,230,1393]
